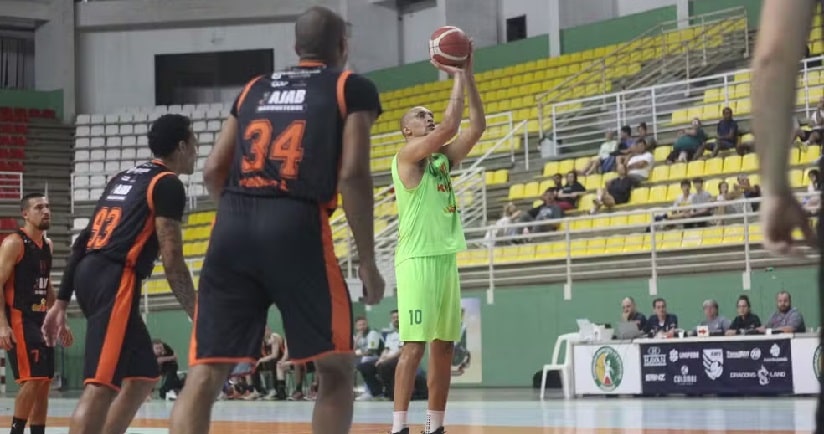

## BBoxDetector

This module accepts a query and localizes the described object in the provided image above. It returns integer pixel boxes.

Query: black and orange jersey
[3,229,51,320]
[225,62,382,210]
[82,160,186,279]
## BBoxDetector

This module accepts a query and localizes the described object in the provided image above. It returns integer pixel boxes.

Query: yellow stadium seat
[654,146,672,162]
[660,231,682,250]
[609,215,628,227]
[493,169,508,184]
[734,71,751,83]
[543,161,560,177]
[723,226,745,244]
[686,160,705,178]
[623,234,646,254]
[457,251,471,268]
[591,216,611,229]
[791,169,805,188]
[570,219,592,231]
[703,89,720,104]
[687,106,702,120]
[734,99,751,115]
[665,183,682,202]
[523,181,540,198]
[733,83,751,99]
[578,193,595,212]
[585,238,606,256]
[801,146,820,164]
[669,163,687,181]
[748,223,763,243]
[628,213,651,227]
[788,147,801,165]
[702,227,724,246]
[494,246,520,264]
[583,174,602,191]
[671,109,690,125]
[702,104,720,120]
[723,155,742,173]
[741,153,758,172]
[534,243,553,260]
[649,166,669,183]
[538,179,554,194]
[681,229,703,249]
[485,171,495,186]
[574,156,591,172]
[517,245,536,261]
[569,239,588,258]
[604,235,625,254]
[508,184,525,200]
[649,185,668,203]
[558,159,575,174]
[629,187,649,205]
[704,158,724,176]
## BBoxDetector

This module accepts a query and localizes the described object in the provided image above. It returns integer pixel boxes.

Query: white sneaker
[165,390,178,401]
[244,391,261,400]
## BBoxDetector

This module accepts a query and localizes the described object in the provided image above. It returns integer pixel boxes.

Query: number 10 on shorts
[409,309,422,325]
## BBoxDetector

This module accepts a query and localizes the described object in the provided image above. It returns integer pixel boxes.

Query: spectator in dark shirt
[668,118,707,163]
[516,188,564,233]
[621,297,647,331]
[153,339,184,400]
[645,298,678,337]
[636,122,658,150]
[711,107,740,157]
[551,173,564,192]
[556,171,586,211]
[726,294,761,335]
[590,164,635,214]
[619,125,635,150]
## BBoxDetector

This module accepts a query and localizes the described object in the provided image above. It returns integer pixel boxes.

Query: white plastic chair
[540,332,578,400]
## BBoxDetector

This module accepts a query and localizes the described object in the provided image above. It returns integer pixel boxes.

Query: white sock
[392,411,408,433]
[426,410,445,433]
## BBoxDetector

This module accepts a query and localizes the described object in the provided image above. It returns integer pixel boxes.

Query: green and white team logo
[814,345,823,381]
[591,346,623,392]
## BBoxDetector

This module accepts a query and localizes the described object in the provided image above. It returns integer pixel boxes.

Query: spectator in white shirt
[358,310,401,400]
[623,139,653,185]
[354,316,385,400]
[581,131,619,176]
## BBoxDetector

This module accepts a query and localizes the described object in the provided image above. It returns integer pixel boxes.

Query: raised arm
[153,175,196,318]
[338,73,385,305]
[443,47,487,167]
[0,235,21,350]
[752,0,818,252]
[397,68,465,165]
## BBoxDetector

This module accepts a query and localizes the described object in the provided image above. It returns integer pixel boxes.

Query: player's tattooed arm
[156,216,196,319]
[204,115,239,202]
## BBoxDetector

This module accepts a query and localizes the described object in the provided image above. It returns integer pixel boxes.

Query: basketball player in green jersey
[389,45,485,434]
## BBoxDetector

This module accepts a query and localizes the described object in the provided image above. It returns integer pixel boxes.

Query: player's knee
[186,364,233,395]
[315,354,354,386]
[401,342,425,361]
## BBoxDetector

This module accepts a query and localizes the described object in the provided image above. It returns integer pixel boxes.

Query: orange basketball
[429,26,470,67]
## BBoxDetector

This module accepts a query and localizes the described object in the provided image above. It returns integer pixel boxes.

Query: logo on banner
[762,343,788,362]
[591,346,623,392]
[703,349,724,380]
[815,345,823,381]
[669,349,700,362]
[643,346,667,367]
[674,365,697,385]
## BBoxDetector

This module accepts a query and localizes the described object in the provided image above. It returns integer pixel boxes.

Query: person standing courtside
[0,193,73,434]
[168,6,384,434]
[41,114,198,434]
[750,0,822,431]
[389,43,486,434]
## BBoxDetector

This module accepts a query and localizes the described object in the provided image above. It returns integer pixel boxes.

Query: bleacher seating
[0,106,44,200]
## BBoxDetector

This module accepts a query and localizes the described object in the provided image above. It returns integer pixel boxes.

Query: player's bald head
[400,106,432,131]
[295,6,347,66]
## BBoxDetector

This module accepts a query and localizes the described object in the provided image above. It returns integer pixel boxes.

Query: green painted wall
[560,6,677,54]
[0,89,64,121]
[690,0,763,29]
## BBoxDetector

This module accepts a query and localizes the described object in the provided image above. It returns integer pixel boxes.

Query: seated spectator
[550,173,563,192]
[712,107,740,157]
[377,311,403,400]
[667,118,707,163]
[645,298,678,337]
[556,171,586,211]
[590,164,634,214]
[757,290,806,333]
[803,169,821,213]
[621,297,647,331]
[619,124,635,150]
[354,316,385,401]
[728,174,761,212]
[809,97,824,135]
[624,139,653,184]
[581,131,618,175]
[153,339,184,401]
[637,122,658,150]
[515,188,563,233]
[686,178,713,228]
[657,180,693,223]
[715,181,750,218]
[726,294,761,336]
[484,203,520,246]
[697,299,731,335]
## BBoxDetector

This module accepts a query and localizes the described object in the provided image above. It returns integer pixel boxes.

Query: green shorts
[395,253,461,342]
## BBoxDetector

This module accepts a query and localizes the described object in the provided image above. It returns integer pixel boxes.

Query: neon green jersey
[391,153,467,264]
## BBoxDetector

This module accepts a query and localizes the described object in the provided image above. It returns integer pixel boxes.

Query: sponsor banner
[639,338,793,395]
[791,335,820,394]
[572,343,642,395]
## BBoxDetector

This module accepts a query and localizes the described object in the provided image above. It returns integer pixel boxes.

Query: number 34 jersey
[225,62,381,209]
[84,160,180,280]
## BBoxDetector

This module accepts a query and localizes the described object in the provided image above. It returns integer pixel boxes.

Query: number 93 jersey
[83,160,184,280]
[225,62,381,209]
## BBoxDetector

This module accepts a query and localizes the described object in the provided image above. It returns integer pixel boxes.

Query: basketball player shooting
[389,30,485,434]
[750,0,821,431]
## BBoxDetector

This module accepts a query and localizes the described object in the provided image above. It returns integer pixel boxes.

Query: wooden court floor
[0,389,815,433]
